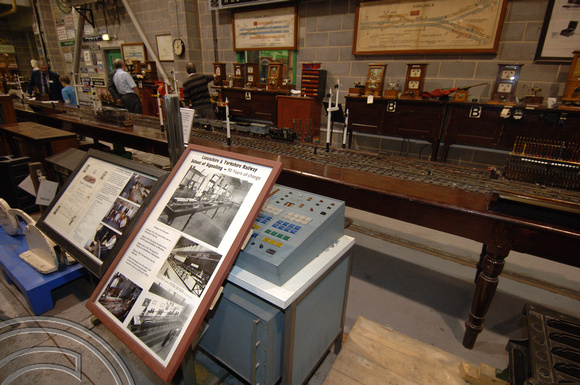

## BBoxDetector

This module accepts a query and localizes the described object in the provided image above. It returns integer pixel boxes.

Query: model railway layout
[188,124,580,204]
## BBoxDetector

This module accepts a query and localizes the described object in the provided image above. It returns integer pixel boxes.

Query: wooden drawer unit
[301,69,327,98]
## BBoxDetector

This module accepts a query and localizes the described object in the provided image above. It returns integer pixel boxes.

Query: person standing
[59,75,77,106]
[107,67,122,106]
[182,62,215,119]
[112,58,142,114]
[26,59,63,101]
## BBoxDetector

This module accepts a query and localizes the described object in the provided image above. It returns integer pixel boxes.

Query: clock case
[233,63,245,88]
[400,64,427,100]
[245,63,259,88]
[267,63,283,90]
[213,63,227,87]
[364,63,386,97]
[489,64,522,105]
[559,50,580,109]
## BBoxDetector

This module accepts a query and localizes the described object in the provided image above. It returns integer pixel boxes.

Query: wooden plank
[323,316,472,385]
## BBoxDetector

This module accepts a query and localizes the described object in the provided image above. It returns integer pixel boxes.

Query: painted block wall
[25,0,570,168]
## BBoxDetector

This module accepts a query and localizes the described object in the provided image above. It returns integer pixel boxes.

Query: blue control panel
[234,184,345,285]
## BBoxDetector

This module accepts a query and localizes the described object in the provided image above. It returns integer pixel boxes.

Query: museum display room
[1,0,579,384]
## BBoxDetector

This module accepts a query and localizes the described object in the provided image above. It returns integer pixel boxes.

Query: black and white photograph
[157,166,253,247]
[98,272,143,323]
[127,282,193,360]
[158,237,221,297]
[120,173,157,205]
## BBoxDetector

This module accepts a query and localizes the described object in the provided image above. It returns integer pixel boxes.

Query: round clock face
[498,82,513,93]
[501,70,516,80]
[408,80,420,89]
[173,39,184,56]
[410,68,422,77]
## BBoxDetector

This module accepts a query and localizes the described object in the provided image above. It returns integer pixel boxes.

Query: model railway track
[190,127,580,204]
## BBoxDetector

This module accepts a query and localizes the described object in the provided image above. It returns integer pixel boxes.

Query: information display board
[86,144,282,381]
[37,149,168,277]
[233,5,298,51]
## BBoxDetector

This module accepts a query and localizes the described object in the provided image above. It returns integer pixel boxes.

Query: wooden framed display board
[156,34,173,62]
[353,0,507,55]
[86,144,283,382]
[233,5,298,51]
[121,43,147,64]
[36,149,168,277]
[535,0,580,63]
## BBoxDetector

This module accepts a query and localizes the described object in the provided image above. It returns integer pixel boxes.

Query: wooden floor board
[323,316,472,385]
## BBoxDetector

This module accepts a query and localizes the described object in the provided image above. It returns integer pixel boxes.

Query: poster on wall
[534,0,580,62]
[353,0,507,55]
[37,149,168,277]
[233,5,298,51]
[86,144,283,381]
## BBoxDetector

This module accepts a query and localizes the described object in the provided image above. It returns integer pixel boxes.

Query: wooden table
[11,103,580,349]
[345,97,447,161]
[216,87,290,124]
[0,121,79,166]
[14,104,169,156]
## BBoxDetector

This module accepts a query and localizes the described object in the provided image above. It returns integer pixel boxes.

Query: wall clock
[488,64,522,105]
[401,64,427,100]
[173,39,185,56]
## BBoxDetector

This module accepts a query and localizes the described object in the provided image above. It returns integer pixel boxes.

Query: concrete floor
[1,208,579,385]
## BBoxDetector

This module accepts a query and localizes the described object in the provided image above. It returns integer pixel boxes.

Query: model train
[195,117,299,142]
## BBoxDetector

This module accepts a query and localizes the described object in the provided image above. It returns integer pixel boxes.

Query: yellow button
[275,242,283,247]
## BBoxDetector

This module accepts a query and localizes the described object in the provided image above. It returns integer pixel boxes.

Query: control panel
[234,184,345,285]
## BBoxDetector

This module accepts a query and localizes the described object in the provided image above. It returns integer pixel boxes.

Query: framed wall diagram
[233,5,298,51]
[36,149,168,277]
[121,43,147,64]
[86,144,283,381]
[353,0,507,55]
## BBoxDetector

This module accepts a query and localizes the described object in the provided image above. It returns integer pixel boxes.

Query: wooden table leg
[463,243,509,349]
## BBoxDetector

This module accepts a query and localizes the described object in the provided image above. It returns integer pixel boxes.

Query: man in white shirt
[112,59,142,114]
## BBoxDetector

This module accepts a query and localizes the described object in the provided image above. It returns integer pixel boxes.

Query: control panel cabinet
[235,185,345,285]
[199,283,284,385]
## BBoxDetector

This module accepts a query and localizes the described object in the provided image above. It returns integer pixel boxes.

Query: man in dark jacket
[182,62,215,119]
[26,59,63,101]
[107,68,122,106]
